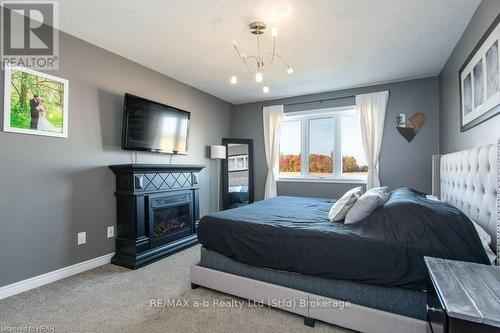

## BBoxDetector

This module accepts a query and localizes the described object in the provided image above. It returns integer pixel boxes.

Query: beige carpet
[0,245,350,333]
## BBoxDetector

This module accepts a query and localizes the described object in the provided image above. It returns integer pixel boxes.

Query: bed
[191,143,499,333]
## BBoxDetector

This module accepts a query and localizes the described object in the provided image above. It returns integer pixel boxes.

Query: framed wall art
[3,66,69,138]
[459,14,500,132]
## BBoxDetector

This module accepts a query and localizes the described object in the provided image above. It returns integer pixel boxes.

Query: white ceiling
[57,0,480,104]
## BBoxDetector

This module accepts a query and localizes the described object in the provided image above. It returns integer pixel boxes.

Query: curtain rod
[284,94,356,107]
[283,91,390,107]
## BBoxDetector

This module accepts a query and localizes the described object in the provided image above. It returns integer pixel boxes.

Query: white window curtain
[355,91,389,189]
[263,105,284,199]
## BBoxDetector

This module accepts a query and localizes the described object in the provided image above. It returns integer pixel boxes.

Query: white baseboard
[0,252,115,300]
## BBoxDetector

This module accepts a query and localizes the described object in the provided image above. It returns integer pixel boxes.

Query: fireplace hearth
[109,164,204,269]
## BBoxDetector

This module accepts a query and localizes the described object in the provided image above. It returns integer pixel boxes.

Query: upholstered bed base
[198,247,426,319]
[191,265,426,333]
[191,247,427,332]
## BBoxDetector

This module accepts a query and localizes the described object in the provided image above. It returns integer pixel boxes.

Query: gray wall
[277,182,366,200]
[0,32,232,287]
[232,77,440,200]
[439,0,500,153]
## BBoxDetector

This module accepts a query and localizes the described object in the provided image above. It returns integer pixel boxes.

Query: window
[341,114,367,177]
[279,121,301,176]
[309,118,334,176]
[279,106,367,182]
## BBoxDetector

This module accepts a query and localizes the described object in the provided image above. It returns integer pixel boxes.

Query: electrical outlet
[77,232,86,245]
[107,226,115,238]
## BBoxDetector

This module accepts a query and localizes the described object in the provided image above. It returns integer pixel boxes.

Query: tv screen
[122,94,190,154]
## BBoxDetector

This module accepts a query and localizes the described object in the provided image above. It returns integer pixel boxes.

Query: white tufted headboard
[432,142,499,263]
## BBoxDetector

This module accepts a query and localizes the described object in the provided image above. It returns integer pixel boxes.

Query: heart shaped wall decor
[396,112,425,143]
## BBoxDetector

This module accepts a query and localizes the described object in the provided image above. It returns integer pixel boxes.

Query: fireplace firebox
[109,164,204,269]
[149,192,192,247]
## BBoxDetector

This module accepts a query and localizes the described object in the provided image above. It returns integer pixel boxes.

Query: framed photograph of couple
[3,66,69,138]
[459,14,500,132]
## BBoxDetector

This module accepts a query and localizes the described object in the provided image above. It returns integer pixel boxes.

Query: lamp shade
[210,145,226,159]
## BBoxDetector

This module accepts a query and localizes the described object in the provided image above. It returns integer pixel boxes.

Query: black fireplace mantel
[109,164,205,173]
[109,164,204,269]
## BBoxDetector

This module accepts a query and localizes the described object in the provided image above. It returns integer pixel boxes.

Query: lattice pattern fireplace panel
[135,172,193,191]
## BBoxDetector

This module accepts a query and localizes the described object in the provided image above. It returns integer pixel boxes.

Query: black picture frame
[459,13,500,132]
[221,138,254,210]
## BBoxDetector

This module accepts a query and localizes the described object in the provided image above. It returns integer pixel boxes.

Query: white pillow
[344,187,389,224]
[471,220,496,264]
[425,195,440,201]
[328,187,363,222]
[472,221,491,246]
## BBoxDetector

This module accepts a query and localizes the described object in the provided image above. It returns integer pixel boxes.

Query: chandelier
[231,21,294,94]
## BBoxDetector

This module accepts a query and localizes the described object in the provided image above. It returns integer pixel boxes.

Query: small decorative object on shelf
[396,112,425,143]
[396,113,407,127]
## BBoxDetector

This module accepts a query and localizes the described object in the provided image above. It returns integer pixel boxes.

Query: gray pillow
[344,187,389,224]
[328,186,363,222]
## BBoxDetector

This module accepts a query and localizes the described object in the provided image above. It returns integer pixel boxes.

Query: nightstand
[425,257,500,333]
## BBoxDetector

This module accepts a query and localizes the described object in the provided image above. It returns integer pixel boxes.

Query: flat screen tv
[121,93,190,154]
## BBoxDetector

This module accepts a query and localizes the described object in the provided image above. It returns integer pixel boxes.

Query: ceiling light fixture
[255,72,263,82]
[230,76,238,84]
[263,86,270,93]
[233,21,293,93]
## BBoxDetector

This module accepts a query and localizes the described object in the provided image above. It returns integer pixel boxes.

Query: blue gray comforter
[197,188,490,290]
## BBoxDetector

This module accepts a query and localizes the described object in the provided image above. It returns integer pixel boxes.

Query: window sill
[277,177,367,184]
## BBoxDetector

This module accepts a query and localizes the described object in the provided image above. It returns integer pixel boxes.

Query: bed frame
[191,142,499,333]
